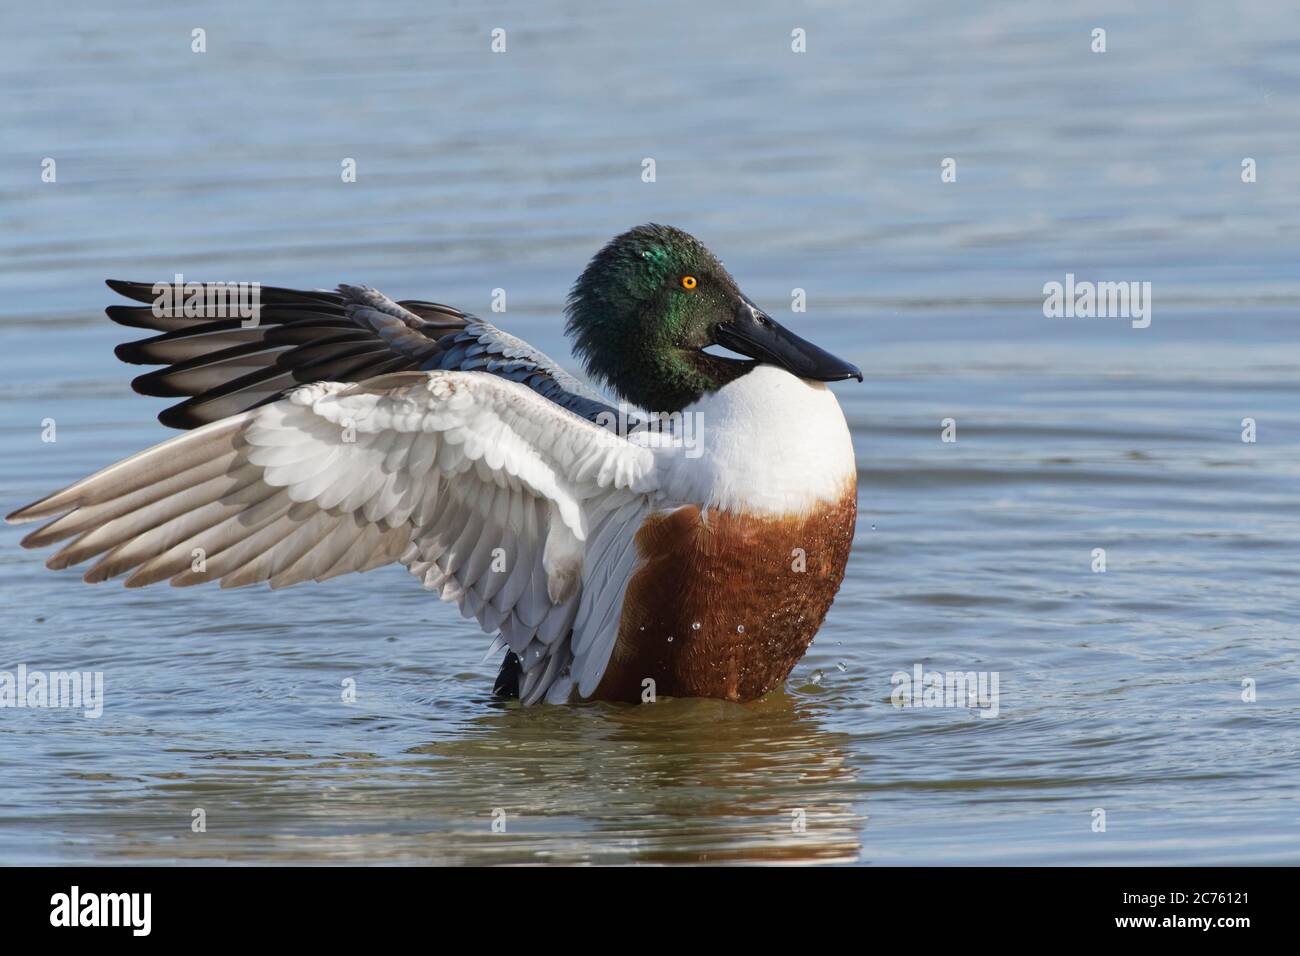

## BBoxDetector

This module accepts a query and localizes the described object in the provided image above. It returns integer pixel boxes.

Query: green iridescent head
[565,224,860,413]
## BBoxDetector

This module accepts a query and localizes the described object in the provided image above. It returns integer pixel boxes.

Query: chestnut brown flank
[593,477,857,702]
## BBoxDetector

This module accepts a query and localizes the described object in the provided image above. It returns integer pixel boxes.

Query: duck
[7,224,861,705]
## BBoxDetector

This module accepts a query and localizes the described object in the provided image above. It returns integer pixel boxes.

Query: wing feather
[8,370,658,703]
[107,280,628,429]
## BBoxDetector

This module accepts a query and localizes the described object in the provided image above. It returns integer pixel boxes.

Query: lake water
[1,0,1298,864]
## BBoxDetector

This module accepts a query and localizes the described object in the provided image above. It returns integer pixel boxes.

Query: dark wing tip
[105,279,158,303]
[114,340,145,364]
[157,405,200,429]
[130,368,190,398]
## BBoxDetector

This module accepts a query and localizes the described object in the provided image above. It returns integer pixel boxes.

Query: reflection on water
[3,0,1300,864]
[54,696,862,865]
[411,697,863,864]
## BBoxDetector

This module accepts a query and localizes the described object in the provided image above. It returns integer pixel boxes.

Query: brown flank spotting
[592,477,857,702]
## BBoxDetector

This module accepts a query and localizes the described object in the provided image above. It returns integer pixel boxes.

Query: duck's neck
[612,349,753,413]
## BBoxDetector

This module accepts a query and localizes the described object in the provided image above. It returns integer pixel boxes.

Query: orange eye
[681,275,697,290]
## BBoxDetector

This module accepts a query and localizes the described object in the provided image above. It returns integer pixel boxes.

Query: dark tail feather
[493,651,521,699]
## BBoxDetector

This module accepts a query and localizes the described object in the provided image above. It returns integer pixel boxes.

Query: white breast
[635,365,857,516]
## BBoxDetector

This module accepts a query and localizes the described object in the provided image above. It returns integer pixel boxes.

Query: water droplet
[870,523,876,531]
[736,624,745,633]
[836,661,847,672]
[810,669,824,685]
[691,622,701,631]
[667,636,674,643]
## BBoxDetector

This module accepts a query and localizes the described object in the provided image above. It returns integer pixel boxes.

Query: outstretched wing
[108,280,623,428]
[7,371,657,704]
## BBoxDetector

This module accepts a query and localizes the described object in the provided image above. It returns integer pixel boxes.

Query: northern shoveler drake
[7,224,861,704]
